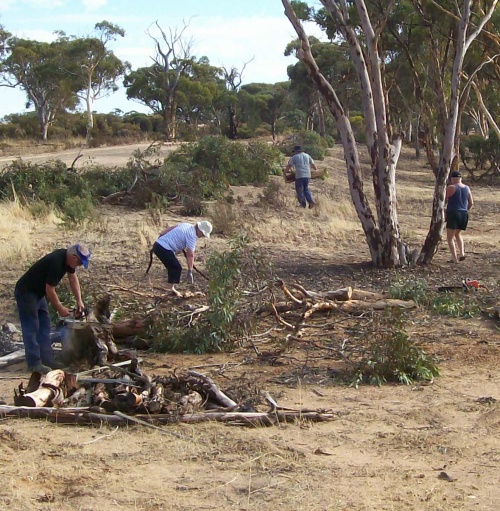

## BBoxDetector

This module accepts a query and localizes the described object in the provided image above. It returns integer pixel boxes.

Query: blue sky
[0,0,323,119]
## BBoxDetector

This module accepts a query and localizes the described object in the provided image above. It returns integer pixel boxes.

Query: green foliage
[159,136,283,213]
[431,293,481,318]
[389,276,482,317]
[0,159,137,224]
[389,277,430,306]
[460,133,500,181]
[352,310,440,387]
[349,115,366,144]
[280,130,326,160]
[150,235,274,354]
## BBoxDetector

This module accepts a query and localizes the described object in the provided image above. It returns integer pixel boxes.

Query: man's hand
[58,306,71,318]
[186,270,194,285]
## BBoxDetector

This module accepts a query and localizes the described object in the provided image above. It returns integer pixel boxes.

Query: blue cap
[75,244,91,269]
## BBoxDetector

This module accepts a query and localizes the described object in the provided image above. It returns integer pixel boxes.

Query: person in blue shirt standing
[284,145,318,208]
[445,171,474,263]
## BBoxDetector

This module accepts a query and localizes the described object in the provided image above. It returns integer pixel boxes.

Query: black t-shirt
[15,249,75,298]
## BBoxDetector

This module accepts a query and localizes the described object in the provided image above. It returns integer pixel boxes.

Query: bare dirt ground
[0,142,499,511]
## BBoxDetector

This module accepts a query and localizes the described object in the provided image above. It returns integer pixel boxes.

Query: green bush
[352,310,439,386]
[279,130,326,161]
[150,235,274,354]
[389,277,430,306]
[431,293,481,317]
[0,159,139,224]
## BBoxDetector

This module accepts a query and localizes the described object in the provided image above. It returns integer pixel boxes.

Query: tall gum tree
[283,0,404,267]
[65,21,129,144]
[282,0,498,267]
[0,37,79,140]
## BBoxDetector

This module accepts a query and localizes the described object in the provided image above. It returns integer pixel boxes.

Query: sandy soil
[0,143,499,511]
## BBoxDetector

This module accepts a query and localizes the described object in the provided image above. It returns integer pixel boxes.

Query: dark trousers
[15,290,53,367]
[153,242,182,283]
[295,177,314,207]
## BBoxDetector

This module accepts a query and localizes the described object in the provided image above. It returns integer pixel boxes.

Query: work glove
[185,270,194,285]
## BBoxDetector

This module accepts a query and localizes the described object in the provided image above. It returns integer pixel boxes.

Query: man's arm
[45,284,71,317]
[184,248,195,271]
[67,272,85,312]
[467,189,474,211]
[445,184,456,199]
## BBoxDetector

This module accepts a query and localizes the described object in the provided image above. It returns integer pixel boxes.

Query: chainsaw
[438,278,488,292]
[59,308,110,330]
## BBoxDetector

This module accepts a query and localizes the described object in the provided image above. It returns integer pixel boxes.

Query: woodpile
[2,361,334,428]
[260,281,416,334]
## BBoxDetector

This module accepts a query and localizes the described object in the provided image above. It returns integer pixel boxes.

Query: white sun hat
[196,220,213,238]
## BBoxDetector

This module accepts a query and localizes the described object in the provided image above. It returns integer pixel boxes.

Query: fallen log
[323,287,352,301]
[112,319,148,339]
[0,349,25,369]
[187,370,237,408]
[349,289,385,301]
[0,405,335,427]
[339,298,416,312]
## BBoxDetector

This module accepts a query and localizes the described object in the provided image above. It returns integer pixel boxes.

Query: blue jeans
[15,290,53,367]
[295,178,314,207]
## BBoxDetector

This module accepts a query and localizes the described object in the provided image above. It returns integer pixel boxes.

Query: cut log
[0,349,25,369]
[350,289,385,301]
[112,319,148,339]
[339,299,416,312]
[13,370,77,407]
[323,287,352,301]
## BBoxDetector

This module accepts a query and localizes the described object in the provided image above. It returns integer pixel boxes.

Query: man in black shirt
[14,244,91,373]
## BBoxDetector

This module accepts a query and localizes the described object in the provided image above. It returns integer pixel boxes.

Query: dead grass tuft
[0,200,61,263]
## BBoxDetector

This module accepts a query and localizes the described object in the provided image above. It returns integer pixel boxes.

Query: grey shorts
[446,210,469,231]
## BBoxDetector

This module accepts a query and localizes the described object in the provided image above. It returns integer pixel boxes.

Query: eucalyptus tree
[0,36,79,140]
[408,0,499,263]
[285,36,357,135]
[282,0,498,267]
[175,56,225,133]
[65,21,129,143]
[124,21,194,139]
[239,82,290,140]
[221,62,252,140]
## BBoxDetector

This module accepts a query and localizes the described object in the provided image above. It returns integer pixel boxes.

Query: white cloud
[82,0,108,11]
[26,0,66,8]
[13,28,58,42]
[0,0,15,13]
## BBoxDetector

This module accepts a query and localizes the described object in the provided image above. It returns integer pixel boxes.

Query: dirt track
[0,142,179,169]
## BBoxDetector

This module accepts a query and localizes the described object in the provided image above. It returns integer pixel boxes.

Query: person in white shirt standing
[152,221,212,295]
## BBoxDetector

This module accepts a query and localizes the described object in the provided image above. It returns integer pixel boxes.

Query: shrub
[431,293,481,317]
[150,235,274,354]
[352,310,439,386]
[279,130,326,161]
[389,277,430,306]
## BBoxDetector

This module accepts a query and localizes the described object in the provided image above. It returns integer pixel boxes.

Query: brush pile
[0,360,334,428]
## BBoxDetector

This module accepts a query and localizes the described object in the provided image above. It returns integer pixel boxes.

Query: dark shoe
[308,202,315,209]
[42,359,66,370]
[459,256,466,261]
[27,363,52,374]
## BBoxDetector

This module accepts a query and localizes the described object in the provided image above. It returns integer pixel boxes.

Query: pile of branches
[0,361,334,428]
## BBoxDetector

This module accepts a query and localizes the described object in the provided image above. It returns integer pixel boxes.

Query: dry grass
[1,143,500,511]
[0,200,62,264]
